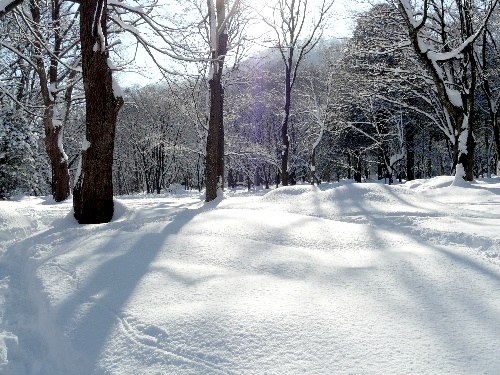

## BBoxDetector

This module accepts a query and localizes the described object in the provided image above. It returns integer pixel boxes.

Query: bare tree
[204,0,242,201]
[14,0,81,201]
[73,0,123,223]
[261,0,333,186]
[477,13,500,175]
[398,0,499,182]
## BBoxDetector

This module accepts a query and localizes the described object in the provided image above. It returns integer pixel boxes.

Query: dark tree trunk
[281,67,292,186]
[205,79,222,201]
[30,0,70,202]
[347,153,352,179]
[44,111,70,201]
[398,0,478,182]
[73,0,123,224]
[406,125,415,181]
[205,0,228,202]
[458,129,476,180]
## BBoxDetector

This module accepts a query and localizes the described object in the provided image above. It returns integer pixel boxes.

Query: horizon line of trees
[1,0,499,223]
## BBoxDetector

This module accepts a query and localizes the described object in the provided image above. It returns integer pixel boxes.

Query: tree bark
[30,0,70,202]
[205,79,222,201]
[406,124,415,181]
[398,0,478,182]
[205,0,228,202]
[281,67,292,186]
[44,109,70,201]
[73,0,123,223]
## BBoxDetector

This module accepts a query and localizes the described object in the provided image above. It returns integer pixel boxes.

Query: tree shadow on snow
[2,196,222,374]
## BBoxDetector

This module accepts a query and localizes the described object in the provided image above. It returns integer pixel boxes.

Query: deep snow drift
[1,177,500,374]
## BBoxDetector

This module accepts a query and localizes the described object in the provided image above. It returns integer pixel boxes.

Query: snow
[1,178,500,374]
[389,151,404,169]
[111,77,124,99]
[446,88,463,108]
[81,138,91,151]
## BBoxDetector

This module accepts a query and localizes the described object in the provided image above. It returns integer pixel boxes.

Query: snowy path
[1,178,500,374]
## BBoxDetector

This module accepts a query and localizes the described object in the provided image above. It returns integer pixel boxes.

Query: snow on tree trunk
[44,107,70,201]
[73,0,123,224]
[454,115,476,183]
[397,0,489,183]
[29,0,71,202]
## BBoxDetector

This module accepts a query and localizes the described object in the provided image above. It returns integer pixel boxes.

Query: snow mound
[262,185,318,201]
[1,180,500,374]
[0,206,36,244]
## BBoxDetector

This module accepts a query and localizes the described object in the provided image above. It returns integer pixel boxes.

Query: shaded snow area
[1,177,500,374]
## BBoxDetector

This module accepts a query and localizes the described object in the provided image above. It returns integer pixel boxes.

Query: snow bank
[1,180,500,374]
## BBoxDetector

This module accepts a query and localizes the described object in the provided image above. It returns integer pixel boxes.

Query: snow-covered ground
[1,177,500,374]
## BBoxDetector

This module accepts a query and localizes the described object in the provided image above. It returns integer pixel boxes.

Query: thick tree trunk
[458,129,476,181]
[399,0,478,183]
[73,0,123,224]
[204,0,228,202]
[310,149,316,185]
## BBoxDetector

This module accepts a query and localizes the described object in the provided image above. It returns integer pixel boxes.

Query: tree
[261,0,334,186]
[204,0,242,201]
[398,0,499,182]
[477,12,500,175]
[0,106,38,198]
[15,0,81,202]
[114,84,203,194]
[73,0,123,223]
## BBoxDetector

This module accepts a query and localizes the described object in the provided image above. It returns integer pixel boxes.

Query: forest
[1,0,499,223]
[2,1,500,373]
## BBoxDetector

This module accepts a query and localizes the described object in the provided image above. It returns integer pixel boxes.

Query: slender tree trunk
[30,0,70,202]
[205,79,222,201]
[406,125,415,181]
[44,108,70,201]
[491,115,500,174]
[281,68,292,186]
[310,149,316,185]
[73,0,123,223]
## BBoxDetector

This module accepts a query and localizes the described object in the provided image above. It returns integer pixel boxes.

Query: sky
[116,0,369,87]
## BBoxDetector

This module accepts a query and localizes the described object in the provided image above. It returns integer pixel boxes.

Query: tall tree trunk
[205,0,228,202]
[281,68,292,186]
[44,108,70,201]
[30,0,70,202]
[489,113,500,175]
[205,79,223,201]
[406,125,415,181]
[398,0,480,183]
[73,0,123,224]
